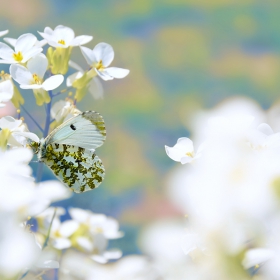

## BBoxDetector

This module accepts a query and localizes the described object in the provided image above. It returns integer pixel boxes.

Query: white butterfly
[30,111,106,193]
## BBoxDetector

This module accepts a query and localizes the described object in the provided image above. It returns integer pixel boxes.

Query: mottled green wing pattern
[42,143,105,193]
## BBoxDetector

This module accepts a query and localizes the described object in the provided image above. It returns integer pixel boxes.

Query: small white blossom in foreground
[0,78,13,107]
[38,25,93,48]
[0,30,8,37]
[0,116,39,149]
[0,33,42,64]
[10,53,64,91]
[165,137,204,164]
[80,43,130,81]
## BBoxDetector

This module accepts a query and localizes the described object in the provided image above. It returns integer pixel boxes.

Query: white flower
[51,100,81,124]
[0,116,39,148]
[10,53,64,91]
[67,60,104,99]
[80,43,130,81]
[0,78,13,107]
[0,30,8,37]
[4,36,47,48]
[242,248,274,269]
[0,213,40,278]
[165,137,204,164]
[0,33,42,64]
[247,123,280,150]
[38,25,93,48]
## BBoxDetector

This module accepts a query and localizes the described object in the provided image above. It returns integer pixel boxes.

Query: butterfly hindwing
[45,111,106,151]
[41,143,105,193]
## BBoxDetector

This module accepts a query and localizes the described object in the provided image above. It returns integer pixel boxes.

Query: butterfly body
[31,111,106,193]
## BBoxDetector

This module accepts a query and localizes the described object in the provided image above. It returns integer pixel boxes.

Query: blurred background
[1,0,280,256]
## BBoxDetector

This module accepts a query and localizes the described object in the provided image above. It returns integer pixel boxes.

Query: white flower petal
[15,33,37,53]
[88,77,103,99]
[257,123,274,136]
[44,26,53,35]
[37,32,58,47]
[10,64,33,85]
[12,131,40,143]
[27,53,48,78]
[20,84,42,89]
[59,220,79,237]
[21,47,43,63]
[36,180,72,202]
[95,69,114,81]
[0,116,21,129]
[242,248,274,269]
[80,46,96,65]
[0,80,13,101]
[68,208,90,223]
[53,25,75,45]
[53,238,72,250]
[165,145,184,162]
[70,35,93,46]
[42,75,64,91]
[93,43,114,67]
[3,37,16,47]
[76,237,94,252]
[105,67,129,79]
[90,255,107,264]
[66,71,83,87]
[0,42,13,60]
[103,249,122,260]
[0,30,9,37]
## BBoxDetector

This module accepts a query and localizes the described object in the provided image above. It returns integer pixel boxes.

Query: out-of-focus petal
[0,42,13,60]
[3,37,16,47]
[0,116,21,130]
[88,77,103,99]
[0,30,9,37]
[21,47,43,63]
[80,46,96,65]
[66,71,83,87]
[42,75,64,91]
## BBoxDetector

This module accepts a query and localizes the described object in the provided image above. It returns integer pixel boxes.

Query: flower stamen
[33,74,41,84]
[58,39,66,45]
[95,60,104,71]
[13,51,23,62]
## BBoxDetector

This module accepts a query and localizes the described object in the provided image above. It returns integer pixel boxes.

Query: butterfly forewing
[42,143,105,193]
[45,111,106,151]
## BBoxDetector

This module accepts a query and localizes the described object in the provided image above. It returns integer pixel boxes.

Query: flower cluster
[0,26,133,279]
[163,98,280,279]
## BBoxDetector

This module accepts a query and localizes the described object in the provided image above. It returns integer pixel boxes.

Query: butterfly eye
[70,124,76,130]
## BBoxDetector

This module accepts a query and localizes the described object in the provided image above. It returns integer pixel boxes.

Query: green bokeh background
[1,0,280,255]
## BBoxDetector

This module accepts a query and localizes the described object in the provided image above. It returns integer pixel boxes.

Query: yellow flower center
[58,39,66,45]
[13,51,23,62]
[186,151,194,157]
[32,74,41,84]
[95,60,104,71]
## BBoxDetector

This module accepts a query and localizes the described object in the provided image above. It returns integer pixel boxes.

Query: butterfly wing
[42,143,105,193]
[45,111,106,151]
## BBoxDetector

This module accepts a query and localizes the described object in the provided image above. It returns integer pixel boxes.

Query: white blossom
[0,78,13,107]
[165,137,204,164]
[80,43,129,81]
[10,53,64,91]
[0,33,42,64]
[38,25,92,48]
